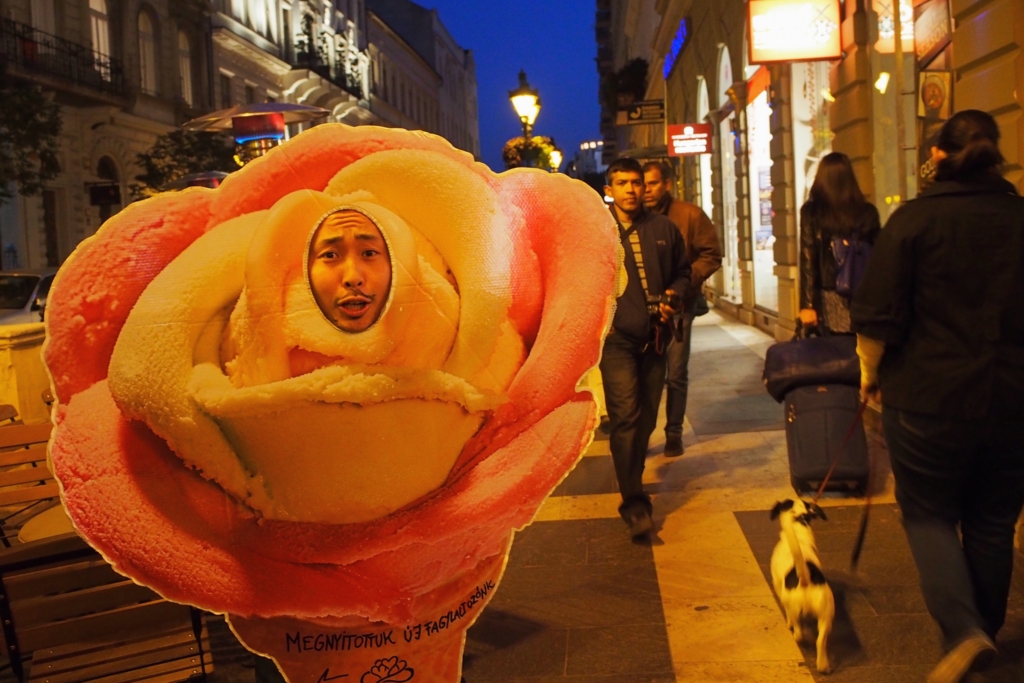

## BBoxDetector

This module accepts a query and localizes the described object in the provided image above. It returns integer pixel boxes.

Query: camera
[646,291,681,318]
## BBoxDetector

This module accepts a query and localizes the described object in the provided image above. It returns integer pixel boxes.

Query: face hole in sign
[306,208,394,334]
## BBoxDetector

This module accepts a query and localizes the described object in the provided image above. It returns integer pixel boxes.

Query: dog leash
[809,397,872,570]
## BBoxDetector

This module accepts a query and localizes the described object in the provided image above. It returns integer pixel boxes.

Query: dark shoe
[926,633,996,683]
[664,435,684,457]
[625,510,653,539]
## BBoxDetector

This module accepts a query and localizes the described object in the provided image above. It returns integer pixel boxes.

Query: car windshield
[0,275,39,309]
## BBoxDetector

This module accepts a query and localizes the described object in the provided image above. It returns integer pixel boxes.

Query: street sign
[616,100,665,126]
[667,123,713,157]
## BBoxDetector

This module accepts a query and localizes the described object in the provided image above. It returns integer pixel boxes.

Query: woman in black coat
[799,152,881,333]
[852,110,1024,683]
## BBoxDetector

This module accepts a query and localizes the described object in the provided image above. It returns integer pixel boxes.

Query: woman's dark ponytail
[934,110,1005,181]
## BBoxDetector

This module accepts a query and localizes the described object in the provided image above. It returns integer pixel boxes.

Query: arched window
[89,0,110,59]
[138,12,158,95]
[697,77,714,217]
[178,31,194,106]
[717,45,741,301]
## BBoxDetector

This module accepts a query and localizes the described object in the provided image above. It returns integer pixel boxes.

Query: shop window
[747,81,778,313]
[717,45,741,302]
[696,77,714,218]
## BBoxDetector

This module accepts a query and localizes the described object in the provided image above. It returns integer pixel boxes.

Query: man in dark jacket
[643,161,722,457]
[601,157,692,539]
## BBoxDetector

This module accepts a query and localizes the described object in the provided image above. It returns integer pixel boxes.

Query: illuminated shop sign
[748,0,842,64]
[662,18,690,79]
[667,123,713,157]
[913,0,950,68]
[874,0,914,54]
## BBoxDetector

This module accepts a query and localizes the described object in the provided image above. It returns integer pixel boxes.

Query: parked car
[0,270,57,325]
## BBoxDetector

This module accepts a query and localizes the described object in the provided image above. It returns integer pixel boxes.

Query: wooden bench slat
[30,629,209,683]
[0,532,90,571]
[19,600,192,653]
[0,481,59,507]
[15,581,160,628]
[86,658,212,683]
[0,424,52,450]
[33,625,199,664]
[0,444,46,467]
[0,466,54,488]
[31,653,211,683]
[7,558,120,601]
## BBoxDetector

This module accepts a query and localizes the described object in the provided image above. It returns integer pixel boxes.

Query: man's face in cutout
[308,210,392,333]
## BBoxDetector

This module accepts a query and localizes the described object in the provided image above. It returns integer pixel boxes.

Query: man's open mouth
[338,297,372,318]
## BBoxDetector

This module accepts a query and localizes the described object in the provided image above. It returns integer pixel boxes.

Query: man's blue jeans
[600,331,666,519]
[883,406,1024,647]
[664,311,695,439]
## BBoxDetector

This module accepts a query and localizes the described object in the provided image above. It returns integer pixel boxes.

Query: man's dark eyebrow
[315,235,343,248]
[354,233,382,242]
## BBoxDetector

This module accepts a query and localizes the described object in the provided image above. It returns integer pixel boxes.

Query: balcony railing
[0,18,126,99]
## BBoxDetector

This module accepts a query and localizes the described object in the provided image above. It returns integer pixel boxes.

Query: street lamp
[508,70,540,138]
[549,148,563,173]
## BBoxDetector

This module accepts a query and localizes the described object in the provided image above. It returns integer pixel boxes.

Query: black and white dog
[770,498,835,674]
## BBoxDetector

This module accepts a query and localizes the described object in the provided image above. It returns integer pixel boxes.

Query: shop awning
[618,144,669,160]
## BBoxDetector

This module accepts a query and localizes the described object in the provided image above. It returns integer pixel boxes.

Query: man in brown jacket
[642,161,722,457]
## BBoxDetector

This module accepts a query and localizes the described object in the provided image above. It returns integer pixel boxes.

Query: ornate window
[89,0,110,58]
[178,31,194,106]
[138,12,158,95]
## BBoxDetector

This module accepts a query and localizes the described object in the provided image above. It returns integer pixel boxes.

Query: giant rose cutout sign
[43,124,621,682]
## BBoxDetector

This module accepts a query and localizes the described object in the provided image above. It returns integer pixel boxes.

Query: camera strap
[615,211,668,354]
[614,212,653,300]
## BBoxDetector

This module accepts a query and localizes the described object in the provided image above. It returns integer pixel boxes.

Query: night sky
[423,1,602,172]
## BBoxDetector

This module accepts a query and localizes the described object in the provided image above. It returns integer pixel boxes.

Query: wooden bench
[0,533,213,683]
[0,421,57,547]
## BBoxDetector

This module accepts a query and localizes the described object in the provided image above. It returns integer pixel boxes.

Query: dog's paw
[816,656,831,674]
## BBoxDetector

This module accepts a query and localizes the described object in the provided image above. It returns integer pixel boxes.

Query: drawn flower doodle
[361,657,414,683]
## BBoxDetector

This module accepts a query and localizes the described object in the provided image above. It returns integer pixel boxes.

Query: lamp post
[508,70,540,139]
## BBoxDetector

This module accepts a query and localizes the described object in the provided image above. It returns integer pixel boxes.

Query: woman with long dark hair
[798,152,881,333]
[852,110,1024,683]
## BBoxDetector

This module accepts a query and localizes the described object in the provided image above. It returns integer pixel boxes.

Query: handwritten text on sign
[284,581,495,654]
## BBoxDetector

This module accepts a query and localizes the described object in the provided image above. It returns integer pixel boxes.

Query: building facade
[0,0,213,269]
[607,0,1024,340]
[211,0,379,130]
[0,0,480,270]
[366,0,479,157]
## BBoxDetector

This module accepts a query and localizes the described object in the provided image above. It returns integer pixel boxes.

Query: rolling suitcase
[785,383,869,495]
